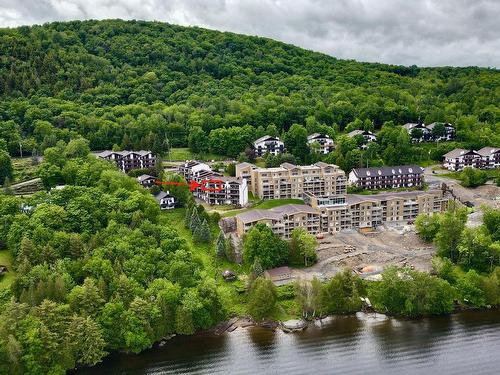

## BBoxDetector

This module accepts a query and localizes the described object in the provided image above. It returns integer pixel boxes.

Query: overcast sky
[1,0,499,67]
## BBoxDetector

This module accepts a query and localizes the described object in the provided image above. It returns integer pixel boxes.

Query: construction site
[288,224,436,282]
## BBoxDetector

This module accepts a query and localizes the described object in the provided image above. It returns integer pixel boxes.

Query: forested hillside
[0,19,499,159]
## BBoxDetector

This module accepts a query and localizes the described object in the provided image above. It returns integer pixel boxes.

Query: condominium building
[235,204,320,239]
[443,149,482,171]
[307,133,335,154]
[234,189,448,238]
[179,160,248,206]
[253,135,285,157]
[477,147,500,169]
[178,161,211,180]
[343,190,448,230]
[236,161,347,200]
[443,147,500,171]
[403,122,455,143]
[95,150,156,173]
[348,165,425,189]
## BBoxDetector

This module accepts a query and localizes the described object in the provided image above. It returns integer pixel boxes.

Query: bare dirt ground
[424,166,500,209]
[293,225,435,281]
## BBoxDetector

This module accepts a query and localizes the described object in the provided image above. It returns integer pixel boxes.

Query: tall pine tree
[216,231,226,258]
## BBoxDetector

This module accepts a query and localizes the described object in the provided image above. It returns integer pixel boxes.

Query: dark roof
[96,150,153,158]
[351,165,424,178]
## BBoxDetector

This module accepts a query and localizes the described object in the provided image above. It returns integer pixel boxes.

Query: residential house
[307,133,335,154]
[95,150,156,173]
[403,122,455,142]
[347,130,377,148]
[442,149,482,171]
[137,174,157,188]
[178,160,248,206]
[403,122,431,142]
[154,191,176,210]
[253,135,285,157]
[477,147,500,169]
[348,165,425,189]
[426,122,455,141]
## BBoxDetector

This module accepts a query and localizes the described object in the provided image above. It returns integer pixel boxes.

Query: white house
[477,147,500,169]
[347,130,377,149]
[253,135,285,157]
[137,174,157,188]
[403,122,455,142]
[307,133,335,154]
[442,149,482,171]
[154,191,176,210]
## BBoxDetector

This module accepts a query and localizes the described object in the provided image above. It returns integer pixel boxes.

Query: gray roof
[402,123,419,130]
[254,135,281,144]
[236,209,283,224]
[154,191,174,201]
[236,204,318,224]
[427,122,454,130]
[137,174,156,182]
[280,162,297,170]
[271,204,318,215]
[347,130,375,137]
[477,147,499,156]
[351,165,424,178]
[236,162,256,169]
[442,148,481,158]
[307,133,331,141]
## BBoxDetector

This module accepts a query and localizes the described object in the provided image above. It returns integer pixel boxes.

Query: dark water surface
[78,310,500,375]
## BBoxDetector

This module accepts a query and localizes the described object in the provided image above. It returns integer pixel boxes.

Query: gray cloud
[0,0,499,67]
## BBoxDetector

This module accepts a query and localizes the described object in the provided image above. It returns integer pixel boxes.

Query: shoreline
[197,304,500,337]
[73,306,499,373]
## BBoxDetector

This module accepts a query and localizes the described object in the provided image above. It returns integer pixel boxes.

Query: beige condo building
[236,161,347,200]
[234,189,449,238]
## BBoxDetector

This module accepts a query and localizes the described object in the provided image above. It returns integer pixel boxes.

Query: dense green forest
[0,19,499,168]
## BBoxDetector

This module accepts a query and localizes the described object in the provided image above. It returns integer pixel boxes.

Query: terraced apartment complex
[233,189,449,239]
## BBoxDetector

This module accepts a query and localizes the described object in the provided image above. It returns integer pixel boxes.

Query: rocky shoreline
[200,304,500,339]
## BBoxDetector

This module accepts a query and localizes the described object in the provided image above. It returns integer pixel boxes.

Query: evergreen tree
[190,208,200,234]
[194,219,211,243]
[251,258,264,278]
[184,205,192,229]
[216,231,226,258]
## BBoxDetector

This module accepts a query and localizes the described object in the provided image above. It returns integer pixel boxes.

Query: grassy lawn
[11,157,38,183]
[164,148,227,162]
[221,198,304,217]
[0,250,15,289]
[440,169,499,183]
[160,208,249,316]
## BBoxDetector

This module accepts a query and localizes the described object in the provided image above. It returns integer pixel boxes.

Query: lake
[77,310,500,375]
